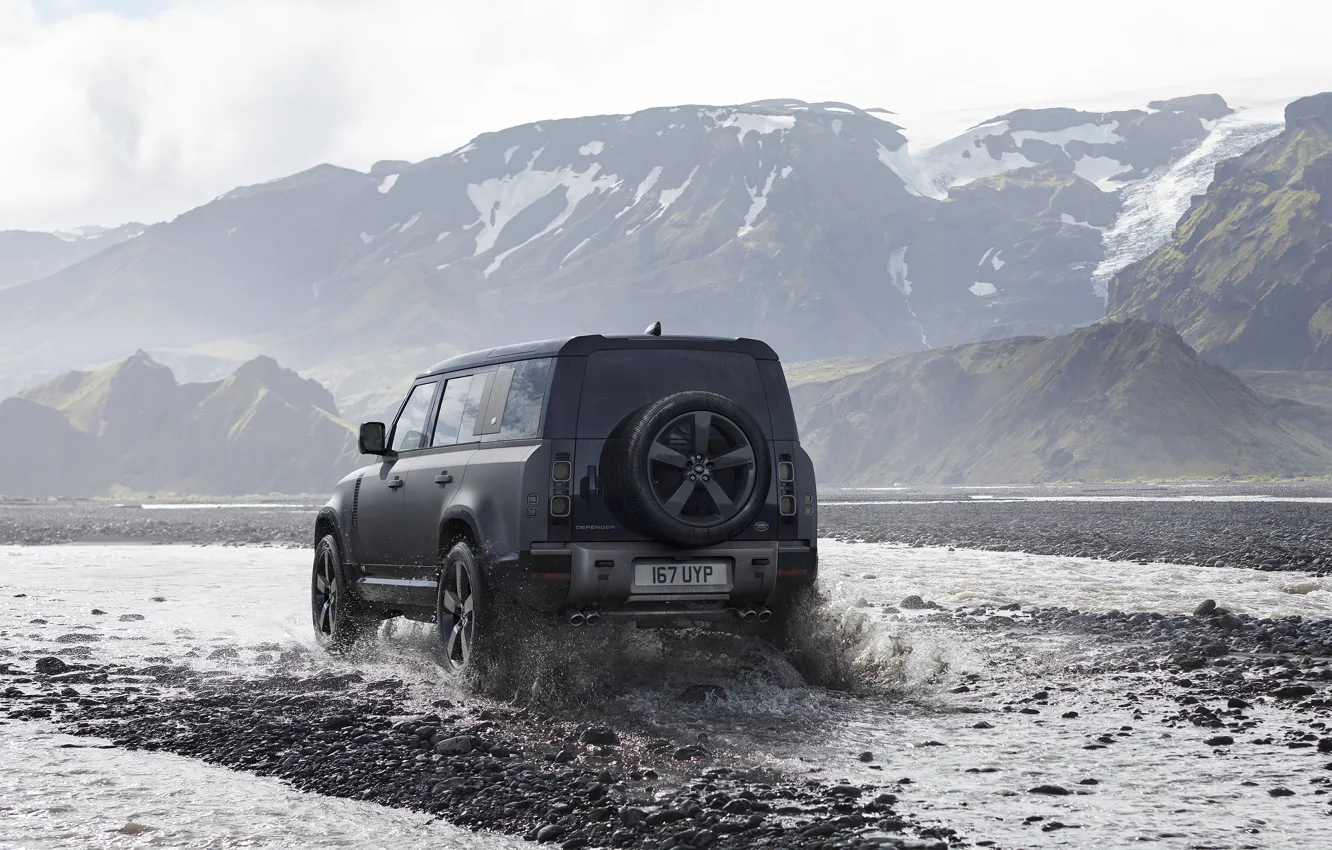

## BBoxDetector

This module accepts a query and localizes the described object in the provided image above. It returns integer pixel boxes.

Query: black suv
[311,333,817,674]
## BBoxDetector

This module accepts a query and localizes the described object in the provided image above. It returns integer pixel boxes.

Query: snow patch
[615,166,663,218]
[435,262,451,270]
[628,166,698,234]
[1072,155,1134,191]
[435,230,451,242]
[1010,121,1122,147]
[888,247,930,348]
[876,141,945,199]
[561,236,592,266]
[470,162,620,276]
[579,140,605,156]
[358,232,375,245]
[503,146,519,164]
[831,119,843,137]
[737,166,784,238]
[978,247,1006,270]
[716,112,796,145]
[226,227,236,239]
[398,212,421,233]
[377,174,399,194]
[970,281,998,296]
[824,106,854,114]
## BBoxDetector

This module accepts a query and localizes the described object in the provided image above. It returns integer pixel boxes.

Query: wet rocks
[435,735,475,755]
[34,657,68,675]
[1028,784,1072,795]
[1194,600,1217,616]
[578,727,620,747]
[1204,735,1234,746]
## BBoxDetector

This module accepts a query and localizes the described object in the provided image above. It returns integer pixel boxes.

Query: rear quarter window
[576,350,771,438]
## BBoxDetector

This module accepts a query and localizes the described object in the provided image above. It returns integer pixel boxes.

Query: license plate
[633,562,728,589]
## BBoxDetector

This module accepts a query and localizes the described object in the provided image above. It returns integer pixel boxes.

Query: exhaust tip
[739,606,757,622]
[565,608,585,627]
[755,606,772,623]
[583,609,602,625]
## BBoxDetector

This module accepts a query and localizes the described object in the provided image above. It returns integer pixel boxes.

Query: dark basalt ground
[0,658,948,850]
[822,484,1332,574]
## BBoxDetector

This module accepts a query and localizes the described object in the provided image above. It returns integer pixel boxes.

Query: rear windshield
[576,349,770,437]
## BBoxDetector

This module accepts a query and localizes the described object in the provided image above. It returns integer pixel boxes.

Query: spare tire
[615,391,771,548]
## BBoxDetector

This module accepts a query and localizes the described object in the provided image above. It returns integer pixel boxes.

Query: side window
[390,382,437,452]
[499,358,554,440]
[476,367,515,436]
[430,376,471,447]
[457,370,493,443]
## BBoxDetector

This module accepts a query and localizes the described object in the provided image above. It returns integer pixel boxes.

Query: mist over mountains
[2,90,1330,493]
[0,93,1282,420]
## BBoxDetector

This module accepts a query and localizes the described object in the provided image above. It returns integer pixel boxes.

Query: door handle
[388,476,404,489]
[433,471,453,484]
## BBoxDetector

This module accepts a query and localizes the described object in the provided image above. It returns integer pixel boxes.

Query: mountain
[1110,92,1332,370]
[0,223,146,289]
[789,319,1332,485]
[0,95,1280,417]
[0,352,358,497]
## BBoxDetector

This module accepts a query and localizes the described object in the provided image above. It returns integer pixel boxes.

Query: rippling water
[3,543,1329,848]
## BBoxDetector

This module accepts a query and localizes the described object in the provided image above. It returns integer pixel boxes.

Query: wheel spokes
[445,620,462,663]
[442,590,460,614]
[650,442,690,468]
[710,445,754,471]
[704,478,735,515]
[692,412,712,455]
[662,479,696,518]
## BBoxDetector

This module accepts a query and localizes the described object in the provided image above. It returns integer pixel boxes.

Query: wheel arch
[439,506,480,560]
[314,508,344,556]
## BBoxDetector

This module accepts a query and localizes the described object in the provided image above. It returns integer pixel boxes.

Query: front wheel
[311,534,378,651]
[434,541,495,677]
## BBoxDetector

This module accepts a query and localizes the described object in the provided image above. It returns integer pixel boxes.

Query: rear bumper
[489,539,816,616]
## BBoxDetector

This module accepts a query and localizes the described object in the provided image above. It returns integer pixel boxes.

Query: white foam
[377,174,399,194]
[578,140,605,156]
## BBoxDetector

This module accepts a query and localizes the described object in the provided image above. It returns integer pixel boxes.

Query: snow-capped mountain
[0,95,1286,415]
[0,222,145,288]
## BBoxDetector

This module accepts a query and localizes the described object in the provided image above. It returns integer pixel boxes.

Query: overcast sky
[2,0,1329,231]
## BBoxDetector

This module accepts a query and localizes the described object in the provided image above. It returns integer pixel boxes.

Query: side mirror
[358,422,388,455]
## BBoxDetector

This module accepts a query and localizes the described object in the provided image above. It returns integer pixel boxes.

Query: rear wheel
[434,541,494,677]
[311,534,377,651]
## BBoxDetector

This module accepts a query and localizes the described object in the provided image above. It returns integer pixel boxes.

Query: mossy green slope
[1110,93,1332,370]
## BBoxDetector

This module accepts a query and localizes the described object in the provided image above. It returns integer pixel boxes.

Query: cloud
[1,0,1330,230]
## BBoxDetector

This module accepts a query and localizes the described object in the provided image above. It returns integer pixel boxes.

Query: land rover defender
[311,332,818,674]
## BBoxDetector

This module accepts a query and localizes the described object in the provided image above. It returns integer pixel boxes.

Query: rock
[1028,785,1071,795]
[118,614,145,622]
[1078,778,1099,785]
[857,751,874,762]
[150,596,166,602]
[1205,735,1234,746]
[34,657,68,675]
[1061,711,1079,719]
[1227,697,1251,709]
[1268,787,1295,797]
[900,595,929,610]
[1273,684,1316,699]
[434,735,474,755]
[972,721,995,729]
[827,784,862,798]
[579,727,620,747]
[673,745,709,761]
[1194,599,1217,616]
[1318,738,1332,754]
[535,824,565,842]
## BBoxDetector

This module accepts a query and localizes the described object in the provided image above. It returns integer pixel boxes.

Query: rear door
[398,371,491,571]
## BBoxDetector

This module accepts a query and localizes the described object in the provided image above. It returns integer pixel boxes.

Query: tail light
[551,453,572,519]
[778,454,796,517]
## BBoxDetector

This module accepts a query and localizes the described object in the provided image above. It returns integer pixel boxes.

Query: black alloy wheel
[311,534,374,651]
[617,391,772,548]
[435,540,489,676]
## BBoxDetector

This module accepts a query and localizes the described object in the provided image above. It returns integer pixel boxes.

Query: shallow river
[3,542,1329,848]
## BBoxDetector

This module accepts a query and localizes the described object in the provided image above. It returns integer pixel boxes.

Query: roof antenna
[644,321,662,336]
